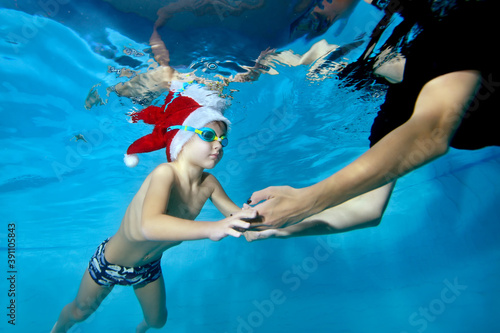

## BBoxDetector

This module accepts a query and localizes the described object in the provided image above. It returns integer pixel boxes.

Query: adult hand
[244,229,280,242]
[248,186,315,229]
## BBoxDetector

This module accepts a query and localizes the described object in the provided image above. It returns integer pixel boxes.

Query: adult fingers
[244,229,277,242]
[244,231,258,242]
[257,229,278,239]
[248,187,274,205]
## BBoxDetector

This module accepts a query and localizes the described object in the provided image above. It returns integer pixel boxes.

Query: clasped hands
[236,185,314,241]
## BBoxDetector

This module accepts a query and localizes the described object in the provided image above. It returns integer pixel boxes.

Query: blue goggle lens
[199,128,228,147]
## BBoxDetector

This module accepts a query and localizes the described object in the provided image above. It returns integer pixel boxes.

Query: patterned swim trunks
[88,238,162,287]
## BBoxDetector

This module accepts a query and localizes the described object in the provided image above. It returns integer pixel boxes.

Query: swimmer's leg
[51,270,114,333]
[134,275,168,333]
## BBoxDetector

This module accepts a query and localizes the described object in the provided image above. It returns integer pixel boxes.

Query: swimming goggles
[167,125,228,147]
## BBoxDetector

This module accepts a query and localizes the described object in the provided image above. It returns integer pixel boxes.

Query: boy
[52,83,255,333]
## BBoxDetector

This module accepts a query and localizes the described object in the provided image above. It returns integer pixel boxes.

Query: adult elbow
[358,205,384,228]
[413,127,451,164]
[356,197,386,229]
[364,215,383,228]
[435,141,450,158]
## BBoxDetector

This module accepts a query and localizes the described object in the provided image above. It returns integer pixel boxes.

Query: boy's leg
[52,270,113,333]
[134,275,168,333]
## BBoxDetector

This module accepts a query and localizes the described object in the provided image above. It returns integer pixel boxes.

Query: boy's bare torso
[103,164,214,267]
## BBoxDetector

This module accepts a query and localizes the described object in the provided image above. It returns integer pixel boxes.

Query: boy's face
[181,121,228,169]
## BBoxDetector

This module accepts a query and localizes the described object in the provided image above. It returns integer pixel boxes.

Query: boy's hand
[240,203,267,230]
[209,209,256,241]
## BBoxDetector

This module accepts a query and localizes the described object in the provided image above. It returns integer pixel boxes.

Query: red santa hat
[124,82,230,167]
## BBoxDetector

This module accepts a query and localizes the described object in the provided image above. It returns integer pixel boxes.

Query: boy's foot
[136,320,150,333]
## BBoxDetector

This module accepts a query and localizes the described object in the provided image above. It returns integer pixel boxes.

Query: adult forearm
[309,70,481,213]
[272,220,340,239]
[250,71,479,229]
[309,121,448,214]
[279,182,394,238]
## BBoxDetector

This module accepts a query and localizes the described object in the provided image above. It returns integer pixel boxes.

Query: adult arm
[246,182,394,241]
[249,70,481,228]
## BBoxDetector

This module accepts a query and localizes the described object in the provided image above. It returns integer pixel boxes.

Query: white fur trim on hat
[169,106,230,161]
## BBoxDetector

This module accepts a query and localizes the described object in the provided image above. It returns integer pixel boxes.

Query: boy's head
[176,120,228,168]
[124,83,230,167]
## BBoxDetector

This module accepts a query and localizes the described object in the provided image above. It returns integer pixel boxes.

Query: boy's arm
[141,165,251,241]
[207,174,241,217]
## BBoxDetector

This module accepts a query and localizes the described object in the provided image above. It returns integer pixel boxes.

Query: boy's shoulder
[149,163,176,178]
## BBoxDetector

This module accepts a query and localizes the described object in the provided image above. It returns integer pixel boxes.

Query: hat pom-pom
[124,154,139,168]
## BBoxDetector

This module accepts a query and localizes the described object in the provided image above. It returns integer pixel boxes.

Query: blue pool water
[1,1,499,332]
